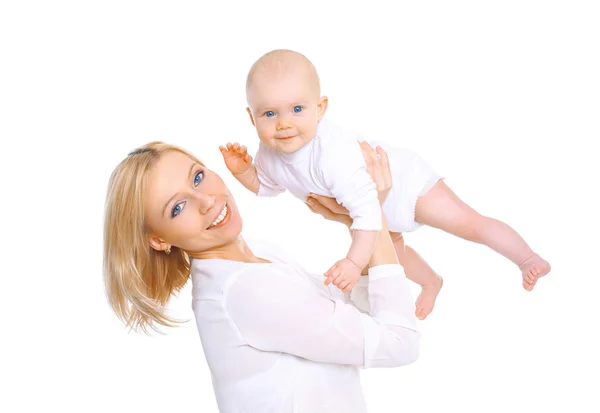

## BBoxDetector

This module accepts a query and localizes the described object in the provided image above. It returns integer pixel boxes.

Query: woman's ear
[246,107,256,126]
[317,96,329,120]
[148,236,170,253]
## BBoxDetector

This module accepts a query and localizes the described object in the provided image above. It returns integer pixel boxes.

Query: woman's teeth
[209,205,228,228]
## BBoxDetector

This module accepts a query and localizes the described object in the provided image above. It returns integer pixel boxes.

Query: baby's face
[247,70,326,154]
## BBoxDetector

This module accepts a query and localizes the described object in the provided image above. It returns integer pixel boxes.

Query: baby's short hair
[245,49,321,98]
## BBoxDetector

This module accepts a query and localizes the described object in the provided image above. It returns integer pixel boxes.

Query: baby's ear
[246,107,256,126]
[317,96,329,120]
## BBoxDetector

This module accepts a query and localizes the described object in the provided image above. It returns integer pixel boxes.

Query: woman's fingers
[359,141,375,178]
[308,193,348,215]
[376,146,392,191]
[305,198,332,218]
[306,198,352,227]
[359,141,390,192]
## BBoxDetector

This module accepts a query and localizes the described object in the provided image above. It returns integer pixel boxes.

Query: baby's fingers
[331,272,347,287]
[338,279,352,291]
[324,267,341,286]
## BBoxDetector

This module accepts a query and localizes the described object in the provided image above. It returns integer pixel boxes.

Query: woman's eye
[293,106,303,113]
[264,111,275,117]
[194,170,204,186]
[172,202,185,218]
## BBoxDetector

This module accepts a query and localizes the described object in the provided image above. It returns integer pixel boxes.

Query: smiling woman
[103,141,244,331]
[103,140,420,412]
[143,149,242,259]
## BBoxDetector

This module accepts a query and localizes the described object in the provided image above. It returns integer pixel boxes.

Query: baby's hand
[219,142,253,176]
[324,258,362,292]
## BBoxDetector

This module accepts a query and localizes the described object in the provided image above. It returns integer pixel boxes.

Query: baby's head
[245,49,328,153]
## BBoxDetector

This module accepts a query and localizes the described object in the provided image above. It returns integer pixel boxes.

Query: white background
[1,1,599,412]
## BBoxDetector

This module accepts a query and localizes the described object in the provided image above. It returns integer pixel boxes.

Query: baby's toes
[522,280,534,291]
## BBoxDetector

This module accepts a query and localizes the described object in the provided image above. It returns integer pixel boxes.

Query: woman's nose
[196,193,216,214]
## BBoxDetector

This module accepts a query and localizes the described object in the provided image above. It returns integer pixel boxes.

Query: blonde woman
[104,141,419,413]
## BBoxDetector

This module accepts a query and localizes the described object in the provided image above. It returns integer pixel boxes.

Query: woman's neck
[188,236,268,263]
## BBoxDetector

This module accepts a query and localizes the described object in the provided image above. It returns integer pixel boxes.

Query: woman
[104,141,419,412]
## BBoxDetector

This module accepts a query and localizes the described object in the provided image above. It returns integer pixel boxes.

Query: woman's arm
[221,142,418,368]
[307,141,395,281]
[224,255,418,368]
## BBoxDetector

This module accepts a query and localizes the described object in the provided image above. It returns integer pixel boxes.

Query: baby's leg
[414,181,550,291]
[391,232,443,320]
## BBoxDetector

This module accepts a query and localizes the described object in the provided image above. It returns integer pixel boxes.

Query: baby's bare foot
[415,274,443,320]
[519,253,551,291]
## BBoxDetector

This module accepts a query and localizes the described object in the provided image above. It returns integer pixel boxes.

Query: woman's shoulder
[243,237,302,266]
[191,241,303,293]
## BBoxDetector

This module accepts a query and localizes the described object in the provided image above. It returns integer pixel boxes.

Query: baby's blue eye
[265,111,275,117]
[293,106,303,113]
[194,170,204,186]
[172,202,184,218]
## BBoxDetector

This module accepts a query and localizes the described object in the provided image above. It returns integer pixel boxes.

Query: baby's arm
[234,163,261,195]
[324,226,379,292]
[219,142,260,193]
[234,164,260,194]
[347,229,378,270]
[319,136,382,291]
[220,142,285,196]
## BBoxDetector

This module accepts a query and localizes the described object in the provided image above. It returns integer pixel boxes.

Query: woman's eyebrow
[162,163,198,216]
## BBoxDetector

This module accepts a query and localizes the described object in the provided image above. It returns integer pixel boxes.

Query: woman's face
[144,150,243,255]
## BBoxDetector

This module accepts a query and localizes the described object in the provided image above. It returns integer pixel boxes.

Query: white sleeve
[319,132,382,231]
[254,144,286,197]
[225,264,419,368]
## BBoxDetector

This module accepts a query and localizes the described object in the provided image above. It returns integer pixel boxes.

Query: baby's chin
[274,136,313,153]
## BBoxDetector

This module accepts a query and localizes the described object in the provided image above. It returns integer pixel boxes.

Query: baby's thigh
[374,144,443,233]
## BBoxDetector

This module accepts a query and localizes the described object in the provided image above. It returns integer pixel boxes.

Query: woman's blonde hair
[103,141,204,333]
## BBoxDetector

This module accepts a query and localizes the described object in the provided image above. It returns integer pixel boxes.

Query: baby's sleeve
[254,144,286,197]
[319,132,382,231]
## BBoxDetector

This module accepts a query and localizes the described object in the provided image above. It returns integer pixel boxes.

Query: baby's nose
[276,117,292,130]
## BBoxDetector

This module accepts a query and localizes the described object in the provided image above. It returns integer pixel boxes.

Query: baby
[220,49,551,319]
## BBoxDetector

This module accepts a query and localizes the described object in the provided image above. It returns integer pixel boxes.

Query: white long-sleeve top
[191,239,419,413]
[254,118,382,231]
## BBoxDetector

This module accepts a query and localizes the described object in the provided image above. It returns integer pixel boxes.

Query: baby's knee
[389,231,403,243]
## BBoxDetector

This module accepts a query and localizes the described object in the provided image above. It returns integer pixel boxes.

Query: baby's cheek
[258,127,273,141]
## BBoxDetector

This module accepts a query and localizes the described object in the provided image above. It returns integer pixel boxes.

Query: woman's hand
[305,141,392,224]
[360,141,392,205]
[305,195,353,226]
